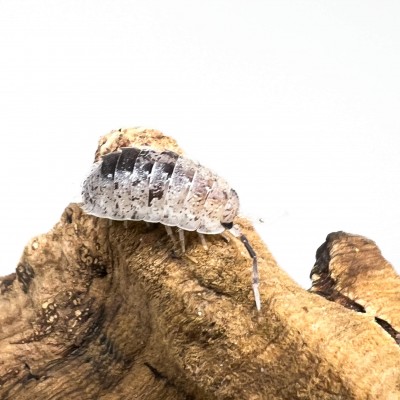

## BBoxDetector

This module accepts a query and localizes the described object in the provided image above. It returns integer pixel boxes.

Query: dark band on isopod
[116,147,141,173]
[148,150,180,205]
[101,152,121,179]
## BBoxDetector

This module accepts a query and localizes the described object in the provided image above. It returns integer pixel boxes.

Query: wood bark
[0,128,399,399]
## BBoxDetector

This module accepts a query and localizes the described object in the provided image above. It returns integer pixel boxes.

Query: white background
[0,1,399,288]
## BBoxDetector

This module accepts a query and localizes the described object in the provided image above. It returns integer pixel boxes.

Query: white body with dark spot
[81,147,260,311]
[82,147,239,234]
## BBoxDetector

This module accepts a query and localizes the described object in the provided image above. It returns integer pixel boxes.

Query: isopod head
[221,189,240,225]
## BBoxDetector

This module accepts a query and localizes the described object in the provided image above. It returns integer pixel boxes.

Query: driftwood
[0,128,399,399]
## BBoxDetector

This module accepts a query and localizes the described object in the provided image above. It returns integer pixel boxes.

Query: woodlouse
[81,146,261,310]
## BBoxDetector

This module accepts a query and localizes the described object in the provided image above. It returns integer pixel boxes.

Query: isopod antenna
[228,225,261,311]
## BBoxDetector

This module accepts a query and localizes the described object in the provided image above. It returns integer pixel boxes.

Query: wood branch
[1,128,399,399]
[311,231,400,344]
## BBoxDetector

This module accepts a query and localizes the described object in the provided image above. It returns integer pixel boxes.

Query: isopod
[81,146,261,311]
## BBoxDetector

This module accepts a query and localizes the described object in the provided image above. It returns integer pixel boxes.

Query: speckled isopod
[81,146,261,310]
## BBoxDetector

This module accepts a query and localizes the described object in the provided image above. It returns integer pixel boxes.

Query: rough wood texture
[311,231,400,345]
[0,128,399,399]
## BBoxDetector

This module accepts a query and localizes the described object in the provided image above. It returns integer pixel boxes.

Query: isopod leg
[178,229,186,253]
[228,226,261,311]
[165,226,178,249]
[198,233,208,250]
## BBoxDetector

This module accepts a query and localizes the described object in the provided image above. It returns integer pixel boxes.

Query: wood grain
[0,128,398,399]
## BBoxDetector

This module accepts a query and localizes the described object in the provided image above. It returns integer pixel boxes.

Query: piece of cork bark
[0,128,399,399]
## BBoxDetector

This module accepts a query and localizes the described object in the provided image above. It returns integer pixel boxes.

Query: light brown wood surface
[0,128,399,399]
